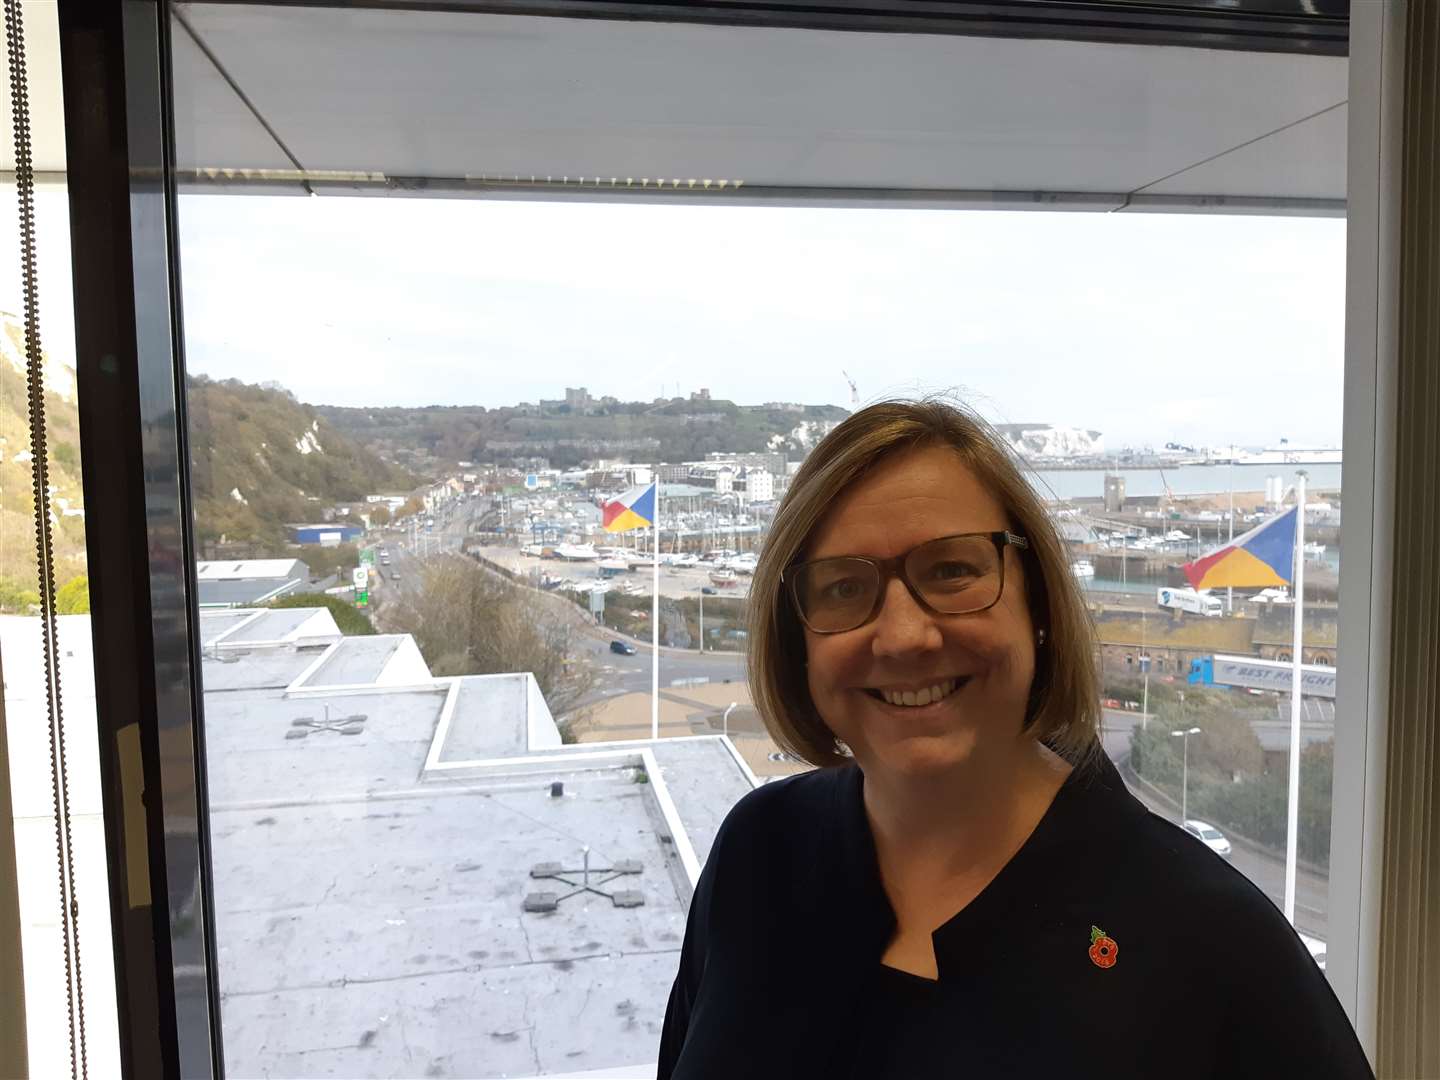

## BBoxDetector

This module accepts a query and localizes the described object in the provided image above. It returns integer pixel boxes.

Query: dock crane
[841,370,859,409]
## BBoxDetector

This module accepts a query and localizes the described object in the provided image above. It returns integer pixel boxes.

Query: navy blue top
[657,750,1372,1079]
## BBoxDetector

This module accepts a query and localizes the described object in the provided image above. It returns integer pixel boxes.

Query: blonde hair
[747,397,1101,768]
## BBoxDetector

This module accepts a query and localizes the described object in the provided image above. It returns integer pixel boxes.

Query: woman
[657,399,1371,1079]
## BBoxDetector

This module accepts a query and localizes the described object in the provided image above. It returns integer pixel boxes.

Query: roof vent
[524,846,643,912]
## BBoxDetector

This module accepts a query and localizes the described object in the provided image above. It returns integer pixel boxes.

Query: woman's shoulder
[718,763,856,839]
[1054,760,1316,958]
[701,764,859,882]
[1112,812,1368,1072]
[1102,802,1321,966]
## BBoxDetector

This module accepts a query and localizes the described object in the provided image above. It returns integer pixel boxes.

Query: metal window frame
[1328,0,1404,1061]
[57,1,1390,1077]
[192,0,1351,56]
[60,2,221,1077]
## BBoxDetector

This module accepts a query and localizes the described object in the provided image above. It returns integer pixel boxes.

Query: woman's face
[802,445,1038,780]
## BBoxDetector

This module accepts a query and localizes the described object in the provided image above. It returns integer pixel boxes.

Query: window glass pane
[3,4,123,1070]
[1,184,122,1080]
[171,3,1348,1073]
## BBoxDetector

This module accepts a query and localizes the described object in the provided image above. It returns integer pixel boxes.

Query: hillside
[0,321,414,597]
[186,376,414,549]
[0,311,88,601]
[317,398,852,471]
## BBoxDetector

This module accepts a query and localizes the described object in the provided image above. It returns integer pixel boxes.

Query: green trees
[1128,688,1334,867]
[185,375,413,547]
[55,574,90,614]
[0,574,93,615]
[386,556,596,717]
[266,592,375,635]
[0,577,39,612]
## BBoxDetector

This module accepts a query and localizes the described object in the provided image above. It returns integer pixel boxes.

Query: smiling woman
[657,398,1371,1079]
[752,398,1100,771]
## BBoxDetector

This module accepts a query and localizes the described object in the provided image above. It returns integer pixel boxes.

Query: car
[390,572,400,581]
[701,586,718,595]
[1182,819,1232,859]
[609,640,637,656]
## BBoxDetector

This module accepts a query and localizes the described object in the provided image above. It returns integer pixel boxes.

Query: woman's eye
[823,578,863,600]
[930,561,979,581]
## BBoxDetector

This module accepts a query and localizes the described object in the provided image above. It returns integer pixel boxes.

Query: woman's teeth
[873,678,964,708]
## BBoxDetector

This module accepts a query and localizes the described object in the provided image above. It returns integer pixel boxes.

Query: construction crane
[841,370,859,409]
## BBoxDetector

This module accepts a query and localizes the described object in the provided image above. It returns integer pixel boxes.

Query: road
[570,640,746,714]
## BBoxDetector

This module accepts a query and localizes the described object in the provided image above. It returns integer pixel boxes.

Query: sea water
[1030,462,1343,502]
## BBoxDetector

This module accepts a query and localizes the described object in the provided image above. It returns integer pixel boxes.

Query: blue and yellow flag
[602,483,656,533]
[1183,507,1296,590]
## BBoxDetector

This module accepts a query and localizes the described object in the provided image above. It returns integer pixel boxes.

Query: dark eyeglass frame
[782,530,1030,634]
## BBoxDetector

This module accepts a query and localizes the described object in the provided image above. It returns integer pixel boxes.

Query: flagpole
[1283,473,1307,924]
[1226,461,1235,615]
[651,479,661,741]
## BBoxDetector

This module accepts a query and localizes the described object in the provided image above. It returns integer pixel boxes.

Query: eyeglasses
[783,530,1029,634]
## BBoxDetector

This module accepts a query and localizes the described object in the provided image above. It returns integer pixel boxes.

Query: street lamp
[722,701,738,740]
[1170,724,1202,822]
[1140,611,1149,731]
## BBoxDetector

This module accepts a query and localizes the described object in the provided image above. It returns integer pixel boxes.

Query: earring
[1037,628,1047,646]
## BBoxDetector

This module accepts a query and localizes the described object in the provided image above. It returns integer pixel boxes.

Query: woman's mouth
[862,677,971,708]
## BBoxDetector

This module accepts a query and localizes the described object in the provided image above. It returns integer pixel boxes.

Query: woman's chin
[858,728,984,779]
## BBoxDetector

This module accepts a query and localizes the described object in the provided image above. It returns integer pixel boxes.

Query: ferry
[1236,447,1343,465]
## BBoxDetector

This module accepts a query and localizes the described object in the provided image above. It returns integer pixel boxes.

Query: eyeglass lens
[794,534,1004,632]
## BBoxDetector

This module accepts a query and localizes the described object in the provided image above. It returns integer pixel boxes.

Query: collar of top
[834,748,1142,980]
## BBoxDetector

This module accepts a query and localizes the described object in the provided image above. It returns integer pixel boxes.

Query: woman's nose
[869,576,944,656]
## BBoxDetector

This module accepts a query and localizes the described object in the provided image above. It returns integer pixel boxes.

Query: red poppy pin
[1088,925,1118,969]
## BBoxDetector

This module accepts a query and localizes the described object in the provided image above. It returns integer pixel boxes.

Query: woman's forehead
[805,448,1009,559]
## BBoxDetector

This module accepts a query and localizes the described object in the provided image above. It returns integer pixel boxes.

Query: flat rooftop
[197,558,308,580]
[301,635,406,687]
[198,577,303,607]
[200,647,326,694]
[199,609,259,645]
[212,764,691,1078]
[201,624,754,1079]
[437,675,533,761]
[221,607,325,644]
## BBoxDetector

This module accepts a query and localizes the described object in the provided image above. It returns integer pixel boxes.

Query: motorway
[368,496,1329,941]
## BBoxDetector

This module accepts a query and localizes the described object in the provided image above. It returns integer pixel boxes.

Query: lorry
[1157,586,1224,617]
[1188,654,1337,699]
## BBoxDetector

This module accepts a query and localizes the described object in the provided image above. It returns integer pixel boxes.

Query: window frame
[59,0,1389,1074]
[61,2,223,1076]
[1326,0,1404,1056]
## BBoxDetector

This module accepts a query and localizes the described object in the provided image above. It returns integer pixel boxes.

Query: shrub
[0,576,39,612]
[266,591,375,635]
[56,574,90,614]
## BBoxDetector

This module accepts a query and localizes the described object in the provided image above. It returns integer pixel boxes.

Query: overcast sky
[5,190,1347,450]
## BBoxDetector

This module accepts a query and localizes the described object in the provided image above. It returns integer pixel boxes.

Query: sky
[5,190,1347,450]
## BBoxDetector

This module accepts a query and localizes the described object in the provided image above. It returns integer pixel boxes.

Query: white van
[1157,587,1224,617]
